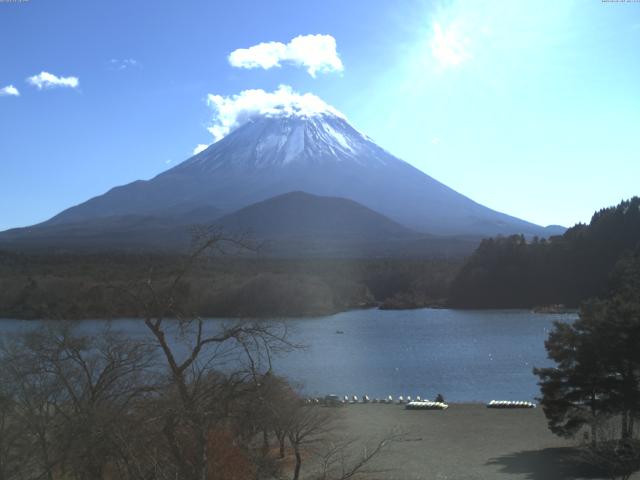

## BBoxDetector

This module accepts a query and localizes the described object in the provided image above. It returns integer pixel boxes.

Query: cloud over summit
[205,85,344,142]
[228,34,343,77]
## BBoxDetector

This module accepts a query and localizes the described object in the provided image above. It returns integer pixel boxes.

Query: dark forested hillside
[449,197,640,308]
[0,252,460,319]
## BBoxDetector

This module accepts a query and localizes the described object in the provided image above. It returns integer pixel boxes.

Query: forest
[0,249,460,319]
[449,197,640,308]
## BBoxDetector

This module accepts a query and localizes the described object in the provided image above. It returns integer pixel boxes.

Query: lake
[0,309,576,402]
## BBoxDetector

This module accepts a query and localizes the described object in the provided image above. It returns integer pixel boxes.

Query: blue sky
[1,0,639,231]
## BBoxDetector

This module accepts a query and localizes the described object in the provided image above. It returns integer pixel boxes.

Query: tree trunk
[292,444,302,480]
[262,430,269,453]
[198,427,207,480]
[622,410,630,440]
[163,415,192,480]
[276,431,286,458]
[37,432,54,480]
[85,463,103,480]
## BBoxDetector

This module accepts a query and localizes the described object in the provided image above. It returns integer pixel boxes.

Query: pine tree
[534,249,640,443]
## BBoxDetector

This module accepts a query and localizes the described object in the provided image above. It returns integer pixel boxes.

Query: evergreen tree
[535,249,640,443]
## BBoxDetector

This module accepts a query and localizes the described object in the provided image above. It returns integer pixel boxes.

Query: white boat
[487,400,536,409]
[405,401,448,410]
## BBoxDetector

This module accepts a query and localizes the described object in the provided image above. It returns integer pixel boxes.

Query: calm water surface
[0,309,576,402]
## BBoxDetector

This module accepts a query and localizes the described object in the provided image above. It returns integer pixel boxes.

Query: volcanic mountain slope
[212,191,482,257]
[0,206,223,252]
[33,110,561,238]
[216,191,415,239]
[0,191,481,257]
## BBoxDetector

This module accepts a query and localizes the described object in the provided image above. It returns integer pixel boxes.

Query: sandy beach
[320,403,624,480]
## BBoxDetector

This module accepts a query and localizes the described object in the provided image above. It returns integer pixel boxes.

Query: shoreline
[0,305,579,322]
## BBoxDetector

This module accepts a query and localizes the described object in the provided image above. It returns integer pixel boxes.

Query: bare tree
[0,323,158,480]
[117,230,295,480]
[1,328,69,480]
[0,378,23,480]
[313,431,406,480]
[285,403,336,480]
[281,398,405,480]
[261,374,298,459]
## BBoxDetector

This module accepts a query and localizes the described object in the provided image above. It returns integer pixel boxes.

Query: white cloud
[229,42,287,70]
[0,85,20,97]
[228,34,344,78]
[109,58,139,70]
[192,144,209,155]
[27,71,79,89]
[206,84,344,142]
[429,21,470,68]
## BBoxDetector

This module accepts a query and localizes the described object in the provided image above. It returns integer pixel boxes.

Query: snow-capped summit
[204,84,347,141]
[179,112,391,172]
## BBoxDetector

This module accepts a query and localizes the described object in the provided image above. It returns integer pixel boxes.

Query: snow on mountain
[181,112,389,173]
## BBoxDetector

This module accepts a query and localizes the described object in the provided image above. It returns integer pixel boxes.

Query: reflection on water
[0,308,576,402]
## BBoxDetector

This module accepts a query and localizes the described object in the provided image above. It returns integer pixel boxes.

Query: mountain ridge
[37,112,561,237]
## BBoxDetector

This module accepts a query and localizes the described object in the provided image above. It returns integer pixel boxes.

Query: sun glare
[429,21,470,68]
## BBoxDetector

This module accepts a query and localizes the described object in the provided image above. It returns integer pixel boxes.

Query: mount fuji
[0,106,563,253]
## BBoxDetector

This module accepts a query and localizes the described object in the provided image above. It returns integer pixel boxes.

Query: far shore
[0,304,580,322]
